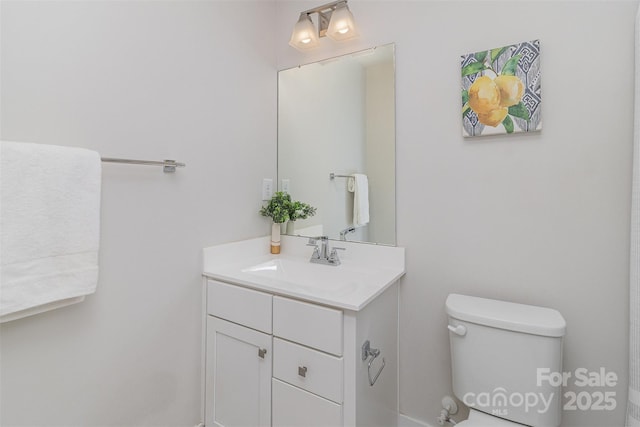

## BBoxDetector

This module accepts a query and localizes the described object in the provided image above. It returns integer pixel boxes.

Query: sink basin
[241,258,364,295]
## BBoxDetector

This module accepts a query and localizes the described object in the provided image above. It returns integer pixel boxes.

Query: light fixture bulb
[326,3,357,41]
[289,13,320,51]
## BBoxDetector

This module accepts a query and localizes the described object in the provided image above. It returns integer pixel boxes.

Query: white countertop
[202,235,405,311]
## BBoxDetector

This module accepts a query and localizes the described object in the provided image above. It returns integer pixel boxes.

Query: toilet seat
[456,409,528,427]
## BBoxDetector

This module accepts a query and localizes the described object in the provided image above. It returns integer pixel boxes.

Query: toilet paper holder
[361,340,385,386]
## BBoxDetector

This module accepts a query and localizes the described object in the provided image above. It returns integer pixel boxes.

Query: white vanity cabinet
[203,277,399,427]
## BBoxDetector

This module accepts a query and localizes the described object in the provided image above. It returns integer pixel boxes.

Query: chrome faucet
[307,236,344,266]
[339,226,356,241]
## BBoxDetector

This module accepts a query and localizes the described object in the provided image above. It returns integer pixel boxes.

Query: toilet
[446,294,566,427]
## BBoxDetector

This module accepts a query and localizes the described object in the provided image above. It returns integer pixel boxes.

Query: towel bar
[329,173,352,180]
[101,157,185,173]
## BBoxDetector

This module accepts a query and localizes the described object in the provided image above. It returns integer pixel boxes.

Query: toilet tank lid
[446,294,566,337]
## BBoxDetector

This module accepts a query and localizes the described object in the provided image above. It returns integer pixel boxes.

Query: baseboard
[398,413,435,427]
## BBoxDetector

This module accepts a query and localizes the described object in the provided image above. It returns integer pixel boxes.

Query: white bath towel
[348,173,369,227]
[0,141,101,322]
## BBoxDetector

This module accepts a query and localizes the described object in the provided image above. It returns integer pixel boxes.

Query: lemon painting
[462,40,541,137]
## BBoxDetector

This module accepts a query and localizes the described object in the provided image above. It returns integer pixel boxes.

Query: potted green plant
[286,200,317,234]
[259,192,292,254]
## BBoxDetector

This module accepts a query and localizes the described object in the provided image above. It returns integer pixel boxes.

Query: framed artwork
[461,39,541,137]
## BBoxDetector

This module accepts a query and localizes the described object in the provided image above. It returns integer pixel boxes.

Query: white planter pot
[271,222,281,254]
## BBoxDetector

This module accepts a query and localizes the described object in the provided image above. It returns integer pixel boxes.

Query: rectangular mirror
[278,43,396,245]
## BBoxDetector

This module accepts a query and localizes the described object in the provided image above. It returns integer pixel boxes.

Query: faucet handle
[307,236,328,245]
[327,247,345,265]
[307,237,321,259]
[310,247,320,259]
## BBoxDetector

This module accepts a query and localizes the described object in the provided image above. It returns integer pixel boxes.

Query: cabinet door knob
[298,366,308,377]
[258,348,267,359]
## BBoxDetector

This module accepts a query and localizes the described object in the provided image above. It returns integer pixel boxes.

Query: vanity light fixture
[288,0,358,51]
[289,13,320,49]
[325,1,357,41]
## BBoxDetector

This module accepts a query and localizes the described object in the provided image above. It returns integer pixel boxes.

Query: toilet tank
[446,294,566,427]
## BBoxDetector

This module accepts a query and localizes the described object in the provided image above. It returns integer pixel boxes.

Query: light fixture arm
[300,0,349,38]
[300,0,348,17]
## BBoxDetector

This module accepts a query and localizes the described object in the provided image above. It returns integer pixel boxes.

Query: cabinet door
[206,316,272,427]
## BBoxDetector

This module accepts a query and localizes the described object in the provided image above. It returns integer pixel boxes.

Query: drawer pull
[298,366,308,377]
[258,348,267,359]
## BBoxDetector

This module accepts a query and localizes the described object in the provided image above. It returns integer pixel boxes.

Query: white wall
[277,1,636,426]
[0,1,276,425]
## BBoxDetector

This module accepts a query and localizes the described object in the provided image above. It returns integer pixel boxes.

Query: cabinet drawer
[207,280,272,333]
[273,338,343,403]
[272,378,342,427]
[273,296,343,355]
